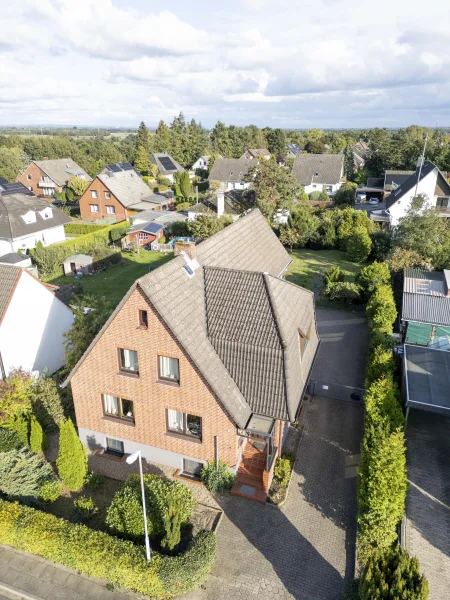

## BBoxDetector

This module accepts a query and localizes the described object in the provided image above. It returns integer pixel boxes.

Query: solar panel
[108,164,121,172]
[0,182,33,195]
[159,157,176,171]
[143,223,163,234]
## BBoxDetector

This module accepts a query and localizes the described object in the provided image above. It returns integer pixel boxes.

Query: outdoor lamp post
[126,449,151,562]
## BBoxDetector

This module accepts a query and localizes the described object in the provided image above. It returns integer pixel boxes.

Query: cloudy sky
[1,0,450,128]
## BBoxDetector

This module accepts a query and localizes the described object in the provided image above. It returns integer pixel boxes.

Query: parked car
[355,192,367,204]
[368,198,379,205]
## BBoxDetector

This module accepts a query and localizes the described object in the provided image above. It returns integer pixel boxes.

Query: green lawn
[285,248,363,309]
[50,250,172,306]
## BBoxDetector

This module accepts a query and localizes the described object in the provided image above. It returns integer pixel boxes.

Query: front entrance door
[70,262,76,274]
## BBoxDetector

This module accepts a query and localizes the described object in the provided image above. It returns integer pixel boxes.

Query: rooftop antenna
[413,133,428,198]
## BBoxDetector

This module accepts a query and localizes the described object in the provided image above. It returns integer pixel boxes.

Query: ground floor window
[167,409,202,440]
[182,458,203,478]
[105,437,124,457]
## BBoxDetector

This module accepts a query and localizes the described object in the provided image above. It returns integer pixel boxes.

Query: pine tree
[134,145,149,175]
[29,415,48,453]
[56,419,87,491]
[154,120,171,153]
[136,121,149,152]
[179,171,193,199]
[161,491,183,551]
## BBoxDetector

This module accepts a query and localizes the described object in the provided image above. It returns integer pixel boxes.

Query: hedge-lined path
[185,396,363,600]
[0,545,138,600]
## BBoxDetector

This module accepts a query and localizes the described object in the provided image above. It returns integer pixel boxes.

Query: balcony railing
[38,179,57,188]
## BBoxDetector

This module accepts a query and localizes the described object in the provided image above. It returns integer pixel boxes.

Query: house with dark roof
[99,162,141,176]
[125,209,188,247]
[150,152,184,183]
[0,264,73,378]
[378,161,450,227]
[78,170,175,222]
[63,210,319,502]
[209,157,255,192]
[401,268,450,416]
[286,144,301,158]
[241,149,271,161]
[383,170,414,195]
[351,140,370,171]
[292,153,345,195]
[188,190,253,222]
[0,192,70,256]
[17,158,92,200]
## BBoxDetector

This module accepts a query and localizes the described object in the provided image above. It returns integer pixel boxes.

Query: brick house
[63,210,319,501]
[79,170,175,222]
[17,159,91,200]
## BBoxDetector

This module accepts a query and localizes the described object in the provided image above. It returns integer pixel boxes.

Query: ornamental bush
[73,496,98,522]
[31,375,67,432]
[38,479,62,503]
[106,474,195,539]
[323,265,344,286]
[161,490,184,551]
[357,262,391,299]
[29,416,47,453]
[0,499,216,598]
[0,448,57,503]
[366,285,397,334]
[274,458,291,487]
[325,281,361,304]
[56,419,87,491]
[0,428,22,452]
[346,227,372,262]
[64,222,107,235]
[200,460,235,494]
[360,546,429,600]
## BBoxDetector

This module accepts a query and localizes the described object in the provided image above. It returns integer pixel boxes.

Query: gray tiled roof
[33,159,92,187]
[98,171,156,208]
[292,153,344,185]
[247,149,270,158]
[0,193,71,239]
[64,210,318,426]
[0,264,21,320]
[209,158,255,183]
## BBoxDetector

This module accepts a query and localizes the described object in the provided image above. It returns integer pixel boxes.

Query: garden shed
[63,254,93,276]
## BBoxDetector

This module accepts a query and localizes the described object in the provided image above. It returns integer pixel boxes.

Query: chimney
[217,192,224,217]
[444,270,450,296]
[174,240,196,260]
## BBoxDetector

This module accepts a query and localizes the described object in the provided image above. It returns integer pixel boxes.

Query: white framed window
[158,356,179,383]
[90,204,99,213]
[91,190,98,199]
[119,348,139,374]
[26,174,32,181]
[106,205,115,214]
[138,232,147,239]
[105,191,111,199]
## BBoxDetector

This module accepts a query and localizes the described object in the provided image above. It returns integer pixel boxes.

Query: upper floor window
[167,409,202,440]
[106,205,115,214]
[158,356,179,383]
[119,348,139,375]
[436,197,449,208]
[103,394,134,422]
[139,310,148,328]
[90,204,99,213]
[26,174,32,181]
[91,190,98,199]
[105,191,111,199]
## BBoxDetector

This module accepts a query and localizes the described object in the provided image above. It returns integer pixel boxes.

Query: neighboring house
[292,153,345,195]
[383,170,414,195]
[286,144,301,158]
[351,140,370,171]
[125,209,188,247]
[209,157,255,191]
[79,170,175,222]
[150,152,184,183]
[0,192,70,256]
[17,159,92,200]
[99,162,141,176]
[377,161,450,227]
[188,190,253,222]
[241,149,271,160]
[191,156,210,171]
[402,268,450,416]
[0,264,74,378]
[63,254,93,276]
[127,222,165,247]
[63,210,319,502]
[0,253,32,269]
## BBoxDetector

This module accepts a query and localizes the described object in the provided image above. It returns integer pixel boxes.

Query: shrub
[84,471,104,491]
[334,181,357,206]
[200,460,235,494]
[0,448,56,503]
[175,202,192,211]
[0,499,216,598]
[274,458,291,487]
[29,416,47,453]
[309,191,322,201]
[170,221,190,237]
[323,265,344,285]
[39,479,62,503]
[56,419,87,491]
[346,227,372,262]
[73,496,98,522]
[64,223,106,236]
[357,262,391,299]
[359,546,429,600]
[366,285,397,334]
[157,176,172,186]
[365,345,396,388]
[110,223,130,242]
[0,370,33,420]
[6,413,29,446]
[31,375,66,432]
[370,230,392,261]
[161,490,184,551]
[325,281,361,304]
[106,474,195,538]
[0,428,22,452]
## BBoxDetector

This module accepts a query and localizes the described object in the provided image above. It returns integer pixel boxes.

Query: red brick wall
[79,177,127,222]
[71,287,238,466]
[17,162,63,200]
[128,230,163,245]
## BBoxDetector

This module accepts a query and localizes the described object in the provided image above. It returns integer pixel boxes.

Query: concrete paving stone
[0,568,19,588]
[10,572,31,592]
[39,565,70,586]
[69,576,106,600]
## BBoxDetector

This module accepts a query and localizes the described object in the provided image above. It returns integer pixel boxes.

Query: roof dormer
[21,210,37,224]
[39,207,53,220]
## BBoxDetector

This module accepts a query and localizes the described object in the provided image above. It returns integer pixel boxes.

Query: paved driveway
[405,410,450,600]
[185,396,363,600]
[311,309,369,389]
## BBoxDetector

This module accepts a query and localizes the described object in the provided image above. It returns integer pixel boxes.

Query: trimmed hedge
[64,223,107,235]
[33,222,130,278]
[0,499,216,599]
